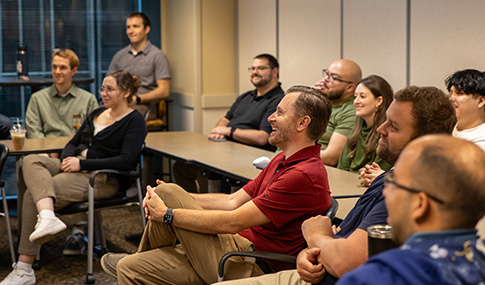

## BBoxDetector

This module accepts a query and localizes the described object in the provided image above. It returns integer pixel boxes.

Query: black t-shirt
[225,84,284,151]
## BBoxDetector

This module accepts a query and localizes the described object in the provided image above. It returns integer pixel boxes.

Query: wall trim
[202,94,237,109]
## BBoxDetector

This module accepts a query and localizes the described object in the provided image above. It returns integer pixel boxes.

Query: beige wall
[161,0,237,133]
[163,0,485,132]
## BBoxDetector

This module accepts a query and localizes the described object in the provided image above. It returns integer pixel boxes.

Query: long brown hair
[347,75,393,158]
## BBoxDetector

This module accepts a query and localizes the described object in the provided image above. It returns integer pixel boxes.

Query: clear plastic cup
[10,118,26,151]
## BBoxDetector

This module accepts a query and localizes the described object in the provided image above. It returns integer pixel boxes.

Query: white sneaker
[29,215,67,245]
[0,263,36,285]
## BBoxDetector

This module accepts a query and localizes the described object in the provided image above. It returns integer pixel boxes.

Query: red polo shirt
[239,144,331,271]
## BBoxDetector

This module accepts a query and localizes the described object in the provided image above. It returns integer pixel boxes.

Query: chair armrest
[88,169,139,188]
[218,251,296,281]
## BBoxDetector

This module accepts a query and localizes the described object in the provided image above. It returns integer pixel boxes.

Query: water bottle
[16,45,29,80]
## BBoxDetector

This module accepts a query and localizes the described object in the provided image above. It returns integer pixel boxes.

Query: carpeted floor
[0,205,143,284]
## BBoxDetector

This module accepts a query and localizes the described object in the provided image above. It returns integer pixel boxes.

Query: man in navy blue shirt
[221,86,457,284]
[338,135,485,284]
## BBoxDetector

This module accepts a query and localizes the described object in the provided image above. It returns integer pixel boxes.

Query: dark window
[0,0,161,121]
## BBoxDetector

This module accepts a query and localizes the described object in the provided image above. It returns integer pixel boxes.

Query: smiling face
[250,58,275,88]
[267,92,299,149]
[126,16,150,46]
[100,76,130,109]
[51,55,77,87]
[354,83,383,126]
[376,101,415,165]
[449,86,485,131]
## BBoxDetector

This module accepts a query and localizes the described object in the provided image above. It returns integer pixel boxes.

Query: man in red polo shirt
[101,86,333,284]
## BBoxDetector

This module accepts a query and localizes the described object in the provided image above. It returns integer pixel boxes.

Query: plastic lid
[367,224,392,239]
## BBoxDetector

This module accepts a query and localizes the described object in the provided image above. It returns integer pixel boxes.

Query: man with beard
[101,86,333,284]
[313,59,362,166]
[338,135,485,284]
[173,54,284,193]
[220,86,457,285]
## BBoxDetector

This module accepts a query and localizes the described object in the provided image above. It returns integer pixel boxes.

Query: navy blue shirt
[225,84,284,151]
[316,170,390,285]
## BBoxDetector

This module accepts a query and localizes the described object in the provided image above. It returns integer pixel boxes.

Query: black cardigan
[61,107,147,171]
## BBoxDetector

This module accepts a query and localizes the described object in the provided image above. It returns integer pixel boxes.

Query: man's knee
[117,254,137,279]
[155,183,202,210]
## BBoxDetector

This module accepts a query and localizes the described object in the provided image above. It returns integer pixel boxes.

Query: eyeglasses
[248,66,272,72]
[322,69,353,84]
[384,172,445,204]
[99,87,120,94]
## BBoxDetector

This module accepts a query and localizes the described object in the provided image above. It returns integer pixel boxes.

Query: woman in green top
[337,75,393,173]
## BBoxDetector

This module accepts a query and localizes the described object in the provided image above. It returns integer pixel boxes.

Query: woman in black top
[2,70,147,284]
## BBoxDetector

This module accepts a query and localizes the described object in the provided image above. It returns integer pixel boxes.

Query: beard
[376,140,400,165]
[268,127,292,147]
[251,75,271,88]
[327,87,345,101]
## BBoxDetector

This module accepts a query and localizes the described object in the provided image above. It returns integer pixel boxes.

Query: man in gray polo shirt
[109,12,171,120]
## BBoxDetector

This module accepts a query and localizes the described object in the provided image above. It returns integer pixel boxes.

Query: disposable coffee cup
[10,119,26,151]
[367,224,399,257]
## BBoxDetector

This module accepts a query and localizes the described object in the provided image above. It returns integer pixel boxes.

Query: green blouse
[337,123,392,173]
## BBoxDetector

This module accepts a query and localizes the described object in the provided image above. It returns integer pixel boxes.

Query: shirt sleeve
[153,51,171,80]
[25,96,45,139]
[333,109,357,137]
[356,192,388,232]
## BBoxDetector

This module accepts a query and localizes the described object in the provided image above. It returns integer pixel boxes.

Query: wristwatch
[230,127,236,139]
[163,208,173,225]
[135,95,141,105]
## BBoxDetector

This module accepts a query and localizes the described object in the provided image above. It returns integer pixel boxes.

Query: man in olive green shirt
[26,49,98,138]
[313,59,361,166]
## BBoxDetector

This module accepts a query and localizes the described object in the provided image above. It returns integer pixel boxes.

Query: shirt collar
[405,229,478,245]
[51,83,77,98]
[279,144,321,167]
[251,83,282,101]
[129,40,151,56]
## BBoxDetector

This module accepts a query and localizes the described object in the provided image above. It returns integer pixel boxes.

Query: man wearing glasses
[339,135,485,284]
[222,86,457,285]
[173,54,284,193]
[312,59,362,166]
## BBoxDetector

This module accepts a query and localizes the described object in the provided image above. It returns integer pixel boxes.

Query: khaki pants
[18,154,119,256]
[217,269,309,285]
[117,183,263,284]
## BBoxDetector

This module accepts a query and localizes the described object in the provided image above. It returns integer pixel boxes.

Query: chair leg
[1,186,16,264]
[86,184,95,284]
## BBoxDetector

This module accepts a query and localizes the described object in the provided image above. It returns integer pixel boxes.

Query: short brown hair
[288,85,332,141]
[106,70,142,104]
[394,86,456,138]
[52,49,79,69]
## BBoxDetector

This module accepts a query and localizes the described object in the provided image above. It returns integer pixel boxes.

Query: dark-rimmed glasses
[248,66,272,72]
[322,69,353,84]
[383,172,445,204]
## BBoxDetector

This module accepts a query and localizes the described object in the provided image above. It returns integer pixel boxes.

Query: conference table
[0,136,71,156]
[144,132,365,216]
[0,132,365,217]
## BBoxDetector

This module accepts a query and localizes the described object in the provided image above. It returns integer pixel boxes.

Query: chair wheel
[85,274,95,284]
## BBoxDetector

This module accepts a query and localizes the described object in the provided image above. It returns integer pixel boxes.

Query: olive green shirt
[337,122,392,173]
[317,97,356,149]
[25,84,99,138]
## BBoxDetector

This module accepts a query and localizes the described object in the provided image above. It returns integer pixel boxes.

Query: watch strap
[163,208,173,225]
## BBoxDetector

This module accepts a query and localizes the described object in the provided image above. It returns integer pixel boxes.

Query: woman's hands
[61,157,81,172]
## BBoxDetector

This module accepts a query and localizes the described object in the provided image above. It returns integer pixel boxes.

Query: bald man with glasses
[312,59,362,166]
[338,135,485,284]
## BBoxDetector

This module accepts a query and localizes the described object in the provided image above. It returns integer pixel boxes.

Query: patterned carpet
[0,206,142,284]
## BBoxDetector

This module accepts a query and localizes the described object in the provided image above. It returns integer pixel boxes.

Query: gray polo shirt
[109,41,171,95]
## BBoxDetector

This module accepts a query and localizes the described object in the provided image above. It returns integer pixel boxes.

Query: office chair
[56,165,146,284]
[217,197,339,282]
[0,143,16,264]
